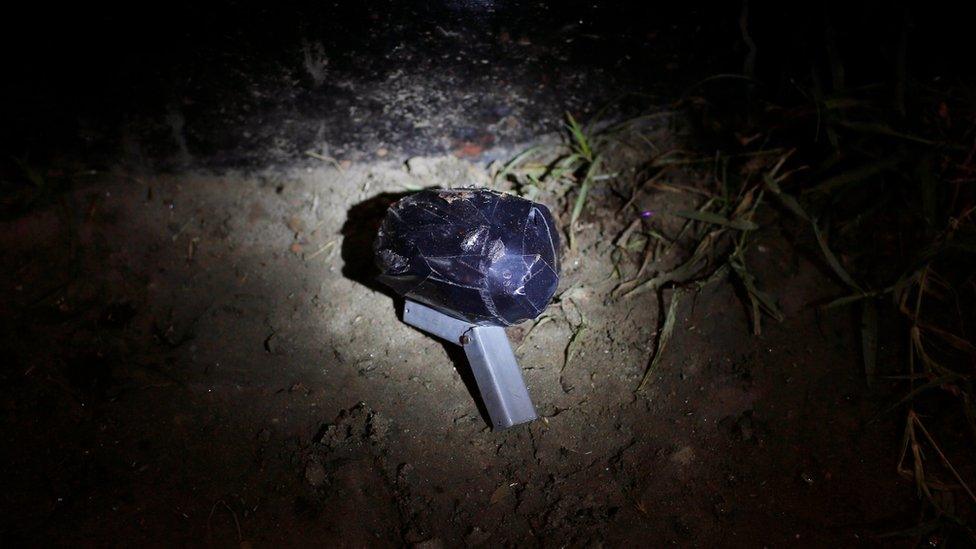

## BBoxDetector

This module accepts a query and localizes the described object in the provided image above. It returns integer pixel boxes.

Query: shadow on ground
[341,191,494,427]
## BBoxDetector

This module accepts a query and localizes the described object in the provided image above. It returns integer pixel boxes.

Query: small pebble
[305,461,327,487]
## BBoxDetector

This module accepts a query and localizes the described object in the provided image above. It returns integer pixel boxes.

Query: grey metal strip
[403,300,538,429]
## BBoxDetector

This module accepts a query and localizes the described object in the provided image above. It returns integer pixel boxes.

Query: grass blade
[861,299,878,386]
[812,219,862,291]
[623,230,722,299]
[803,159,900,195]
[494,145,545,185]
[763,173,810,221]
[569,156,601,249]
[834,120,944,147]
[562,321,588,373]
[561,302,588,392]
[823,286,895,309]
[912,414,976,505]
[565,112,594,161]
[730,257,784,335]
[671,209,758,231]
[638,290,682,391]
[884,375,959,416]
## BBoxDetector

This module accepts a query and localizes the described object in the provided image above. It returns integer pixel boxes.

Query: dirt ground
[0,144,920,545]
[9,1,968,546]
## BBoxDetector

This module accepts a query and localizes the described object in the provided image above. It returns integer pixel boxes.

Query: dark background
[2,1,966,168]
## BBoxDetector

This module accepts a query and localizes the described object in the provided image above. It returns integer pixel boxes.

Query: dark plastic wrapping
[374,188,561,326]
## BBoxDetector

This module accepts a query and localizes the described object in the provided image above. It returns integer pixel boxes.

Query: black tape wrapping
[374,188,561,326]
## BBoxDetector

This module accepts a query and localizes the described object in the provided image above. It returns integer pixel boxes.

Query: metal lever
[403,300,538,429]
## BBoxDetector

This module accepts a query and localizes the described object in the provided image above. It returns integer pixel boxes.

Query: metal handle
[403,300,538,429]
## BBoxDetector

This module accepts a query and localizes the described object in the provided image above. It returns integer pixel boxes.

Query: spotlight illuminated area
[2,1,974,545]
